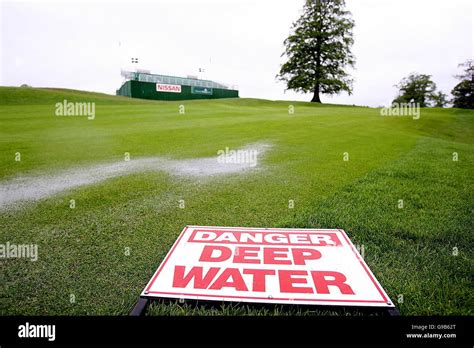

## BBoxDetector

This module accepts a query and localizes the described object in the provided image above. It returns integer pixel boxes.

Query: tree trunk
[311,87,321,103]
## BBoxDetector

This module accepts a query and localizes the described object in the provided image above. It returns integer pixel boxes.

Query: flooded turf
[0,143,272,209]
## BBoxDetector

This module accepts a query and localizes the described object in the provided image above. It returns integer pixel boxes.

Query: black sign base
[130,295,400,316]
[130,297,149,316]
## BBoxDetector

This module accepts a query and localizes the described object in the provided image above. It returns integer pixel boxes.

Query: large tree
[277,0,355,103]
[451,59,474,109]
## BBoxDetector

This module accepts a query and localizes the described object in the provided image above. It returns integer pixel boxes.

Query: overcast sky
[1,0,472,106]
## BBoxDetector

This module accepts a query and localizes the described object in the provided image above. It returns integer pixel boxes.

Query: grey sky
[1,0,472,106]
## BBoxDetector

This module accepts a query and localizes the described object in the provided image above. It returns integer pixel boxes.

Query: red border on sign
[145,226,191,293]
[144,227,390,304]
[338,229,388,303]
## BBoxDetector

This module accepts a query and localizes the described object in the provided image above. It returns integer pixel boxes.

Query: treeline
[392,60,474,109]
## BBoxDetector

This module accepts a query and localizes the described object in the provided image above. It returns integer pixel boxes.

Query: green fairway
[0,86,472,315]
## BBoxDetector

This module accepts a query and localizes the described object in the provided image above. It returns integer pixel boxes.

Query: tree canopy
[392,73,445,107]
[451,59,474,109]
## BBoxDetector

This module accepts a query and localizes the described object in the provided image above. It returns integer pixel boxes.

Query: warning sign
[142,226,394,307]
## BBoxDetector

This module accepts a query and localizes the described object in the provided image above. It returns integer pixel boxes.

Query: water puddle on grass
[0,143,272,210]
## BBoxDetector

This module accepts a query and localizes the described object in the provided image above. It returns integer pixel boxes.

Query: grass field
[0,86,472,315]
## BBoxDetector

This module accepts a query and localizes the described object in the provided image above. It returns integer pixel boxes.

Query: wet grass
[0,87,472,315]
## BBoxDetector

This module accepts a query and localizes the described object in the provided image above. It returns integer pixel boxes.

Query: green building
[116,71,239,101]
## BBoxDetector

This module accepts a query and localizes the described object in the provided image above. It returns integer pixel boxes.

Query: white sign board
[142,226,394,307]
[156,83,182,93]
